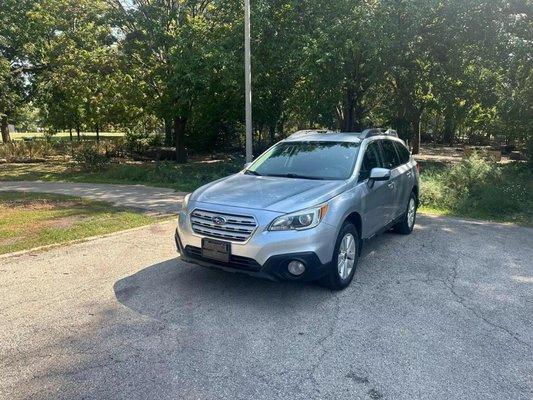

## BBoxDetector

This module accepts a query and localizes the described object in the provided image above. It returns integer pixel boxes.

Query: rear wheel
[319,222,359,290]
[393,192,417,234]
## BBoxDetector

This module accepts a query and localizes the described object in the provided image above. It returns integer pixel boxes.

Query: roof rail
[360,128,398,139]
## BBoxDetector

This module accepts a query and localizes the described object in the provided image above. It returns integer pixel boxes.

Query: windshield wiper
[267,173,325,180]
[244,169,262,176]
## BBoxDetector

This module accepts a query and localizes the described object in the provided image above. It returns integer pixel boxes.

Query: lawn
[0,191,163,255]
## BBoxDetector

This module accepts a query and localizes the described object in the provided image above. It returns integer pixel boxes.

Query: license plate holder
[201,238,231,263]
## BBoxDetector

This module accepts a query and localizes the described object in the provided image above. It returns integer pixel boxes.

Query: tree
[291,0,390,132]
[37,0,136,140]
[109,0,235,162]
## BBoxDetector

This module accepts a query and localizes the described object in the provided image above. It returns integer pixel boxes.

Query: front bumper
[175,229,331,281]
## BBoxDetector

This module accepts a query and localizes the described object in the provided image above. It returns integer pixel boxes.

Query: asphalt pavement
[1,215,532,400]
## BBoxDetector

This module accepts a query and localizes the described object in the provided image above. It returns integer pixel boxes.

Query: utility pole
[244,0,253,163]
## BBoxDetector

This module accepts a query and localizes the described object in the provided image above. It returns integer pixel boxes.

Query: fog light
[288,260,306,276]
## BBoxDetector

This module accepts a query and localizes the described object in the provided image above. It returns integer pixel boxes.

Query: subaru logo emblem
[212,216,226,226]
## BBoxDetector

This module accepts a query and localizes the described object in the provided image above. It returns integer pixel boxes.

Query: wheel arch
[412,185,420,206]
[344,211,363,253]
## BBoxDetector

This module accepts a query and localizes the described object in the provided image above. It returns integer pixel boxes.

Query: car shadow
[113,257,334,325]
[112,228,400,325]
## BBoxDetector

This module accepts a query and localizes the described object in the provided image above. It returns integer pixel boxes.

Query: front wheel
[319,222,359,290]
[393,192,417,234]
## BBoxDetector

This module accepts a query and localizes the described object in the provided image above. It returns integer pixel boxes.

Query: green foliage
[527,136,533,168]
[72,143,110,171]
[124,131,165,155]
[1,0,531,153]
[421,154,532,225]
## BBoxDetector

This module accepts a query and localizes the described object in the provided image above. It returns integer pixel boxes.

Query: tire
[319,222,359,290]
[393,192,417,234]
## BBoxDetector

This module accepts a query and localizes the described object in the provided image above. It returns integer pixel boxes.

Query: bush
[124,131,165,155]
[72,144,110,171]
[0,141,54,161]
[420,152,532,224]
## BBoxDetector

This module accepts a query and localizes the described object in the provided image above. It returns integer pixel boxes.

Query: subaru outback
[175,128,420,290]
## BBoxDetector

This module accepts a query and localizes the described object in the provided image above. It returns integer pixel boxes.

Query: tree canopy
[1,0,531,157]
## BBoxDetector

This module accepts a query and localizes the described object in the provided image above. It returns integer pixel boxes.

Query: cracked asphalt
[1,215,532,400]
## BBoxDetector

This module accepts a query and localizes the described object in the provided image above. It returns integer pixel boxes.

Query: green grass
[0,159,243,192]
[0,191,163,255]
[10,131,124,141]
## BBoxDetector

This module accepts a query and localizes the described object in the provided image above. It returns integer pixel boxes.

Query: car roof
[283,128,401,144]
[283,131,363,143]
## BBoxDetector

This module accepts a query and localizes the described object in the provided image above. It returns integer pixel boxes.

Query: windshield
[247,141,360,180]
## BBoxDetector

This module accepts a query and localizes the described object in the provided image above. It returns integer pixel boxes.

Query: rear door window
[359,141,383,181]
[393,142,410,164]
[380,140,401,169]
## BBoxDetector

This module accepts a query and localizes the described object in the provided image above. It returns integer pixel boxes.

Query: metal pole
[244,0,253,163]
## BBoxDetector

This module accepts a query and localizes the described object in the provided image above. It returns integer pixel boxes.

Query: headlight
[181,193,191,214]
[268,203,329,231]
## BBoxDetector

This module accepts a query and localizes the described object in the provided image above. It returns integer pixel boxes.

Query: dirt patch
[0,237,24,246]
[0,198,82,211]
[42,215,85,229]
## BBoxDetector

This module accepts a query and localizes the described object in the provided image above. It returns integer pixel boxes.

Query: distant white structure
[7,124,15,133]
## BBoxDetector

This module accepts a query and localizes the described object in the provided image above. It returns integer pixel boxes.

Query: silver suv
[175,128,420,290]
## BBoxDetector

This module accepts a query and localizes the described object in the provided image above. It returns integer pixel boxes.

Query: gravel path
[0,181,186,214]
[1,215,532,400]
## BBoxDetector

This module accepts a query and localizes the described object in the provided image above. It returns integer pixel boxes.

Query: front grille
[190,209,257,242]
[184,246,262,271]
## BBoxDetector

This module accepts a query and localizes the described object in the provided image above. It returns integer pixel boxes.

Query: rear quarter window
[393,142,411,164]
[380,140,401,169]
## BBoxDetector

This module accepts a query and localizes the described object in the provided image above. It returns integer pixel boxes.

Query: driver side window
[359,141,383,182]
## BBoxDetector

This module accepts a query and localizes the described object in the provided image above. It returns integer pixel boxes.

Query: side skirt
[361,212,405,246]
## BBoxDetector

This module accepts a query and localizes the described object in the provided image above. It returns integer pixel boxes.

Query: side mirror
[244,162,252,169]
[369,167,391,182]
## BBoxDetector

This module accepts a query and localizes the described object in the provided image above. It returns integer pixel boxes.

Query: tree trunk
[76,124,81,140]
[269,125,275,145]
[342,88,355,131]
[95,124,100,142]
[412,113,422,155]
[352,103,365,132]
[164,118,173,146]
[173,117,187,163]
[1,116,11,143]
[69,128,73,142]
[443,111,454,145]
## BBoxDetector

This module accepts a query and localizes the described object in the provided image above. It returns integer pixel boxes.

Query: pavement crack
[445,256,531,349]
[304,292,342,396]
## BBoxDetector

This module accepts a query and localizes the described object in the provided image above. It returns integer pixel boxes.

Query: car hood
[193,173,348,212]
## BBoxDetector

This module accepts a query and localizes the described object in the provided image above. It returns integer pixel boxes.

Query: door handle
[387,182,395,190]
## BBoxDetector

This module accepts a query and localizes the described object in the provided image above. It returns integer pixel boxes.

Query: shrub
[420,152,532,223]
[124,131,165,155]
[72,144,110,171]
[0,141,54,161]
[446,152,494,196]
